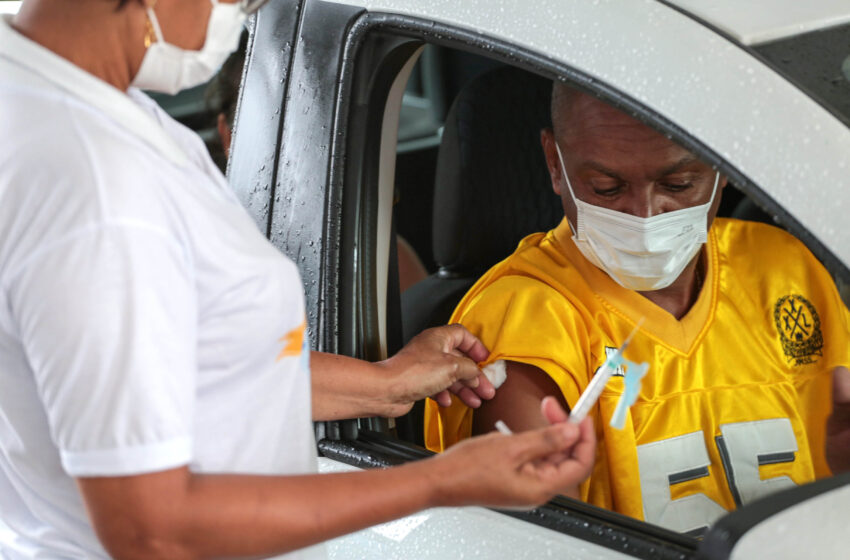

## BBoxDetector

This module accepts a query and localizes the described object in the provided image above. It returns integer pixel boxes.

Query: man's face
[541,93,726,229]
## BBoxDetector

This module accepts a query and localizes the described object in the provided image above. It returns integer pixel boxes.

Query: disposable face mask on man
[132,0,246,95]
[555,143,719,292]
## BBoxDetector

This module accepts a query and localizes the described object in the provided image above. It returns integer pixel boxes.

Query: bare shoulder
[471,361,569,436]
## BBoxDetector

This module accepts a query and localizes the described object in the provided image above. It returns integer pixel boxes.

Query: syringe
[568,319,644,424]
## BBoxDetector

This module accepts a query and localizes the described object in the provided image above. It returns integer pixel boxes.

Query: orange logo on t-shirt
[277,320,305,362]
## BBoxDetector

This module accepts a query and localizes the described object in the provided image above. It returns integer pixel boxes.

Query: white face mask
[555,143,719,292]
[132,0,246,95]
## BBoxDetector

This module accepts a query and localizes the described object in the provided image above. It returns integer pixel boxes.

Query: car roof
[665,0,850,45]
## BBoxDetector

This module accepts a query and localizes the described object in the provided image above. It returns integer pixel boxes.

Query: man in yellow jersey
[424,84,850,534]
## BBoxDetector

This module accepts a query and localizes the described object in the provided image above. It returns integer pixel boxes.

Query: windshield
[754,22,850,127]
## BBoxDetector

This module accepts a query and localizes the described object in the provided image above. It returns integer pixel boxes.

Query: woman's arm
[311,325,496,420]
[77,413,595,560]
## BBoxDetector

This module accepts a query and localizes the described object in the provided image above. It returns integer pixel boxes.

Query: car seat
[400,65,563,344]
[394,66,563,445]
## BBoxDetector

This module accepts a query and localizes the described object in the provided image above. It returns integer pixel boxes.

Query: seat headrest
[432,66,564,274]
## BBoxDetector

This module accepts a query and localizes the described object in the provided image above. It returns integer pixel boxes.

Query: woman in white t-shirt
[0,1,594,558]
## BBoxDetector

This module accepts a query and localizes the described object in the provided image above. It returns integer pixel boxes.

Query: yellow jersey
[424,218,850,533]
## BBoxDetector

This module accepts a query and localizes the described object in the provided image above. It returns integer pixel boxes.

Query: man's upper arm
[471,361,570,436]
[425,275,589,449]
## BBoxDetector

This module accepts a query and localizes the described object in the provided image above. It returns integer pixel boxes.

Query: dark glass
[754,22,850,127]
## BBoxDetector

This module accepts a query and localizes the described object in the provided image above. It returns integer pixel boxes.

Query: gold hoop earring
[143,1,158,49]
[144,16,156,48]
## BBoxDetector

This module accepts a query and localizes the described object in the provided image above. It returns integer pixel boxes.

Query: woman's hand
[310,324,495,420]
[377,324,496,416]
[427,412,596,509]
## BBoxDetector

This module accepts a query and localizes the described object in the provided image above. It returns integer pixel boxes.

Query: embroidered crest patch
[774,294,823,365]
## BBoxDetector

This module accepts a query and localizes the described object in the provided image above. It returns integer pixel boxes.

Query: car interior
[399,64,562,343]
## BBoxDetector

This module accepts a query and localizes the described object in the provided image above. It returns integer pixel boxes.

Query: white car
[227,0,850,558]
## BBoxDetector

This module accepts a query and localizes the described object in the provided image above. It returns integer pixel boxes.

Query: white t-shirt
[0,17,320,559]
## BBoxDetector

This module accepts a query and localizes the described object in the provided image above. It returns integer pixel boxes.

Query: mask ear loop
[706,171,720,208]
[554,142,580,205]
[554,142,583,236]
